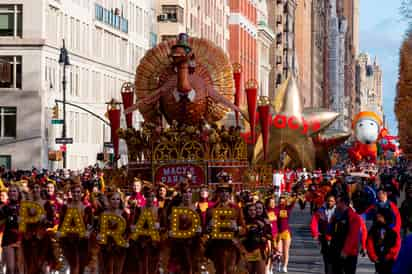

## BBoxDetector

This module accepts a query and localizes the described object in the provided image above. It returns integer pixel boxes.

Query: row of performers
[0,177,297,274]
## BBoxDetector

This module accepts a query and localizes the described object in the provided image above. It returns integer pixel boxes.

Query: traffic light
[52,105,59,119]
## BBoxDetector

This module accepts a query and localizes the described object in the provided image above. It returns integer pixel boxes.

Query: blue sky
[359,0,409,134]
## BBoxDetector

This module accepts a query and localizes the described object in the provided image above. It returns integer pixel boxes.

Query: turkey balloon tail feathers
[208,92,250,122]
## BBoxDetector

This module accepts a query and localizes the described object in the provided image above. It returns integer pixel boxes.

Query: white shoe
[281,265,288,273]
[278,263,283,272]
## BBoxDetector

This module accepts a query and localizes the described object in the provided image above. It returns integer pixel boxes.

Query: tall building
[328,0,348,131]
[268,0,297,99]
[228,0,258,104]
[0,0,155,170]
[155,0,230,52]
[257,0,275,97]
[355,53,383,117]
[294,0,312,107]
[311,0,328,108]
[338,0,359,127]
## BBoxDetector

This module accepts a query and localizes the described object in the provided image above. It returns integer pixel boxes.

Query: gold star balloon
[251,76,340,170]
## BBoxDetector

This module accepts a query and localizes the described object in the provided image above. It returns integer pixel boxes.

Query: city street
[288,207,375,274]
[0,0,411,273]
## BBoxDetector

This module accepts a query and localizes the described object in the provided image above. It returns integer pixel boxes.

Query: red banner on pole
[245,79,258,143]
[233,63,242,126]
[121,91,134,128]
[108,108,121,159]
[258,102,270,161]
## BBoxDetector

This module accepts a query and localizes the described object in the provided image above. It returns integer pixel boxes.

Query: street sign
[55,137,73,144]
[51,119,64,125]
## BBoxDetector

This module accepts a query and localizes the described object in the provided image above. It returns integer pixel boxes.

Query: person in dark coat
[363,187,402,234]
[400,184,412,235]
[392,233,412,274]
[366,207,401,274]
[311,194,336,274]
[329,194,361,274]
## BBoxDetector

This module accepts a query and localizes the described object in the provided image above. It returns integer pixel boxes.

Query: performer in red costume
[243,202,272,274]
[98,190,129,274]
[167,181,202,274]
[284,169,295,194]
[126,178,146,210]
[0,185,23,274]
[154,183,169,209]
[22,179,48,274]
[195,185,215,230]
[44,180,63,271]
[205,183,246,274]
[127,186,160,274]
[58,179,93,274]
[155,183,171,272]
[275,195,296,273]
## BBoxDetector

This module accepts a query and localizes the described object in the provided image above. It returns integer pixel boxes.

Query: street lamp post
[59,39,70,168]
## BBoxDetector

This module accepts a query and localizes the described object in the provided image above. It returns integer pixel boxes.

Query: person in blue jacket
[392,234,412,274]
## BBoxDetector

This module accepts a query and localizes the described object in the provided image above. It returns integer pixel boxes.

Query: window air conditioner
[157,14,167,21]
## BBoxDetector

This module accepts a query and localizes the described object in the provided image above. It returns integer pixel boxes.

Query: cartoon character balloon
[378,128,400,159]
[349,111,382,163]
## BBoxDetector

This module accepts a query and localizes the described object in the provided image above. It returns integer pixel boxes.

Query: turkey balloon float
[349,111,382,163]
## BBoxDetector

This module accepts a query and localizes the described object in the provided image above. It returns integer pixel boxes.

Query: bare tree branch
[401,0,412,33]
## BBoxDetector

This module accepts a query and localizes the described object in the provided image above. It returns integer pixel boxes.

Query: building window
[161,35,176,42]
[0,56,22,89]
[95,4,128,33]
[276,15,282,25]
[276,33,282,45]
[276,74,282,85]
[0,155,11,168]
[150,32,157,47]
[0,107,16,138]
[0,5,22,37]
[93,27,103,58]
[161,5,184,23]
[283,3,289,14]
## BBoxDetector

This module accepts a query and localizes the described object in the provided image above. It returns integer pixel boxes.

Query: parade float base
[107,127,275,192]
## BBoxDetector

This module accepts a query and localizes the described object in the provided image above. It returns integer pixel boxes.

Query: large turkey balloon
[128,35,239,125]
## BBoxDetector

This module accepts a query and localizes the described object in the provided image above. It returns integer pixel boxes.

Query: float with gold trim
[5,33,356,274]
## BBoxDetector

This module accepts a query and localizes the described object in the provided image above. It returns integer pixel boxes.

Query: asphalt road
[286,206,375,274]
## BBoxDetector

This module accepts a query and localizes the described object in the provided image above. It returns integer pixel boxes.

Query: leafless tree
[401,0,412,33]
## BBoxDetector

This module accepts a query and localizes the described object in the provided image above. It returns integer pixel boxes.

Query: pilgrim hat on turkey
[171,33,192,54]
